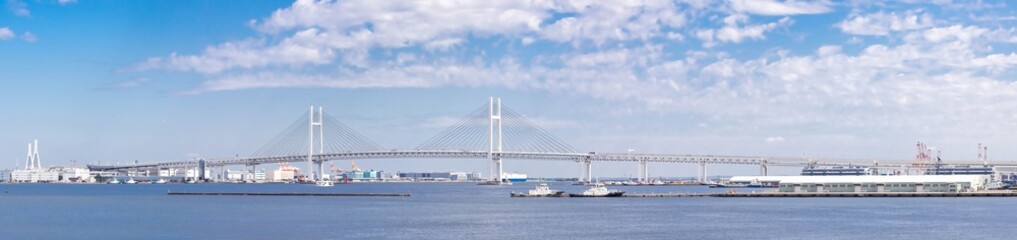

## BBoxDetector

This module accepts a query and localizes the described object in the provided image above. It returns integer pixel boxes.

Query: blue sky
[2,0,1017,178]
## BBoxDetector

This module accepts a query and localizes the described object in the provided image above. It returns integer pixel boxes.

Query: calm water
[0,182,1012,239]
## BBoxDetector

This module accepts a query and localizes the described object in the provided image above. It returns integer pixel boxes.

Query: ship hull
[568,191,625,197]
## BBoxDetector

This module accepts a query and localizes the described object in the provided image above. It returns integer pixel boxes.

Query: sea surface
[0,182,1012,239]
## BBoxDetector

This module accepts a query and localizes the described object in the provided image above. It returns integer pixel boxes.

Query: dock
[167,192,410,197]
[621,193,712,197]
[610,191,1017,198]
[711,191,1017,197]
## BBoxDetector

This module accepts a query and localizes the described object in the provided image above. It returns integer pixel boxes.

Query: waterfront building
[253,170,266,181]
[800,166,872,176]
[12,170,60,183]
[268,169,295,182]
[0,170,11,183]
[226,170,246,181]
[12,140,59,183]
[925,166,993,175]
[52,167,92,183]
[994,166,1017,182]
[397,171,483,181]
[770,175,989,193]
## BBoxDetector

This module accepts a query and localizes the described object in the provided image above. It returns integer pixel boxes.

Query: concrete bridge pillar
[578,158,593,183]
[637,160,648,182]
[759,164,768,176]
[698,161,708,183]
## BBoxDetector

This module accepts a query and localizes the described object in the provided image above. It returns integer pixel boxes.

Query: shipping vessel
[510,183,565,197]
[568,183,624,197]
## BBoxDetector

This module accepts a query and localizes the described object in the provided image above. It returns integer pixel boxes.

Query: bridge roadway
[86,150,1017,172]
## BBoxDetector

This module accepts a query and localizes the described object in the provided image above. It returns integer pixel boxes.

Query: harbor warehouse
[770,175,989,193]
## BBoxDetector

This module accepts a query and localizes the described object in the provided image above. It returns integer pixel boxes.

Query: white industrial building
[397,171,483,181]
[1,170,12,183]
[12,140,60,183]
[52,167,92,183]
[732,175,991,193]
[268,169,296,182]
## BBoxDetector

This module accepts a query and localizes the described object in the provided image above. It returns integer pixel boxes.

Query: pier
[167,192,410,197]
[518,191,1017,198]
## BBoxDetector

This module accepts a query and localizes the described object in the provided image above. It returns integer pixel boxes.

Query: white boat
[107,178,121,184]
[154,179,167,184]
[568,183,625,197]
[500,172,528,183]
[315,180,334,187]
[125,178,137,184]
[651,180,666,185]
[621,180,638,186]
[510,183,565,197]
[987,181,1012,190]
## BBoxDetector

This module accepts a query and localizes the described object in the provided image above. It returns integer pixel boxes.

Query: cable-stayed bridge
[88,98,1017,183]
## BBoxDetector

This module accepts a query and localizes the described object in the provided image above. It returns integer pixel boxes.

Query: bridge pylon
[308,105,325,182]
[488,97,504,184]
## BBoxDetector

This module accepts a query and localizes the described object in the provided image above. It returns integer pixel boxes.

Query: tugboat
[154,179,168,184]
[125,178,137,184]
[568,183,625,197]
[107,178,121,184]
[510,183,565,197]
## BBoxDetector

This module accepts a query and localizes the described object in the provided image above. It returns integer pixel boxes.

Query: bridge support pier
[759,164,768,176]
[578,158,593,183]
[638,160,648,182]
[698,161,707,183]
[316,161,324,182]
[250,164,258,181]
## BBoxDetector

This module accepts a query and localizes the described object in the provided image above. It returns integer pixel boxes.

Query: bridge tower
[488,97,504,184]
[25,140,41,171]
[308,106,325,182]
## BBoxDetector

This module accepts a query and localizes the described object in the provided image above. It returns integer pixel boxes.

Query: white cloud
[57,0,77,5]
[113,78,151,88]
[136,0,704,74]
[6,0,29,17]
[765,136,786,143]
[837,11,934,36]
[424,38,463,51]
[541,1,687,45]
[0,27,13,40]
[696,15,792,47]
[130,1,1017,139]
[728,0,832,15]
[20,31,36,42]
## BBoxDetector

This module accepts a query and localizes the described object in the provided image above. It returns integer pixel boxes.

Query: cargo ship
[501,172,527,183]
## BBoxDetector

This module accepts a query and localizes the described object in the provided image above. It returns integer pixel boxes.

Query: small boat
[987,181,1012,190]
[125,178,137,184]
[621,180,638,186]
[568,183,625,197]
[510,183,565,197]
[709,183,747,188]
[154,179,167,184]
[107,178,121,184]
[650,180,666,186]
[315,180,334,187]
